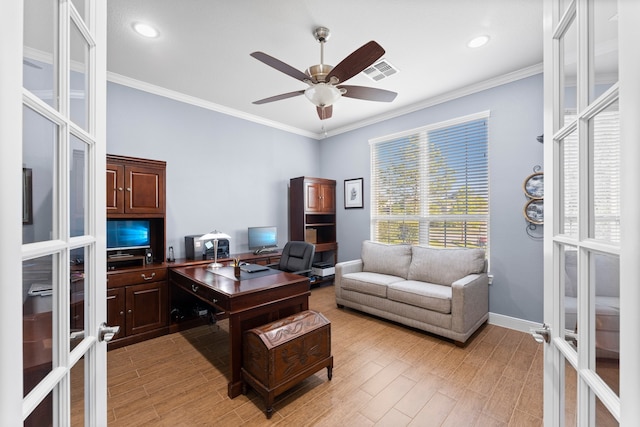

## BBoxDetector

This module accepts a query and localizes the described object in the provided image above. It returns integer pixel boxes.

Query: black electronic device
[145,249,153,265]
[185,235,230,260]
[248,226,278,254]
[107,219,151,254]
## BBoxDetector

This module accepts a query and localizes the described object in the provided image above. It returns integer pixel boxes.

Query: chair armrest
[451,273,489,334]
[266,262,279,268]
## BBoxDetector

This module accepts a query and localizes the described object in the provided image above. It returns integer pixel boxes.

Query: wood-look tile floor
[107,285,544,426]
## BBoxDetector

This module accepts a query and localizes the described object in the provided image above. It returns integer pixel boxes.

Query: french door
[0,0,108,425]
[542,0,640,425]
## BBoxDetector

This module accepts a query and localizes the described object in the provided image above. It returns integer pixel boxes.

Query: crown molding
[108,63,543,141]
[106,72,318,139]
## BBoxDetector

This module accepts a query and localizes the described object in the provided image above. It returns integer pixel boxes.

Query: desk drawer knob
[141,272,156,281]
[212,298,217,304]
[191,284,199,293]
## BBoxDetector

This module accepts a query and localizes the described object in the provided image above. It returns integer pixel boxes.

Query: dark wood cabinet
[304,180,335,213]
[107,266,168,348]
[289,177,337,284]
[107,155,166,216]
[106,154,168,348]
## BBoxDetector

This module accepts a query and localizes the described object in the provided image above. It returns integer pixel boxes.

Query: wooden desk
[169,265,310,398]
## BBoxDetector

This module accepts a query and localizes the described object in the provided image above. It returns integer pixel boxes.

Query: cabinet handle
[212,298,217,304]
[191,284,199,293]
[127,309,132,314]
[126,187,131,192]
[141,272,156,281]
[119,311,124,316]
[118,187,123,191]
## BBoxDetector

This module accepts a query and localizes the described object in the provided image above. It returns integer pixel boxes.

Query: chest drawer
[107,267,167,288]
[171,273,230,311]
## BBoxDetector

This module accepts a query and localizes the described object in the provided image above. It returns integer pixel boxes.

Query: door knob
[529,323,550,344]
[98,322,120,342]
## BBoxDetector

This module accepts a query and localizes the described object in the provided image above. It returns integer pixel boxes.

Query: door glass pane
[23,254,57,397]
[560,14,577,126]
[70,136,87,237]
[590,102,620,243]
[560,126,578,237]
[70,355,85,426]
[23,0,58,109]
[591,0,618,102]
[564,358,578,427]
[590,252,619,393]
[23,106,58,244]
[71,0,87,25]
[70,246,86,351]
[595,392,618,426]
[563,245,578,350]
[24,390,53,427]
[70,19,89,131]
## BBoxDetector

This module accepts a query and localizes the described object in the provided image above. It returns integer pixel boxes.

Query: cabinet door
[107,287,126,340]
[320,183,335,212]
[125,281,167,336]
[305,182,322,212]
[106,163,125,214]
[125,164,165,214]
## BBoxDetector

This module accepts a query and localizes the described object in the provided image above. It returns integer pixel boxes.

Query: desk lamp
[199,230,230,269]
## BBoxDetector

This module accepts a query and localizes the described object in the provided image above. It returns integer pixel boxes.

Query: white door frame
[0,0,26,422]
[0,0,108,425]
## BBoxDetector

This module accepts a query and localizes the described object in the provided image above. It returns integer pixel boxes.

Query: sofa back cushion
[361,240,412,279]
[408,246,485,286]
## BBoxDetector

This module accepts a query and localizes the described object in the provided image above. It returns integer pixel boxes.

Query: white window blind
[370,113,489,248]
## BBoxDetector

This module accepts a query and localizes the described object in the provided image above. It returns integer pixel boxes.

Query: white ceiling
[107,0,544,138]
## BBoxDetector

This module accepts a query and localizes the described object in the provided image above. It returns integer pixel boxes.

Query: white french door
[542,0,640,425]
[0,0,108,425]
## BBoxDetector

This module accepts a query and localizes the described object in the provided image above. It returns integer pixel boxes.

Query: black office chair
[268,241,315,276]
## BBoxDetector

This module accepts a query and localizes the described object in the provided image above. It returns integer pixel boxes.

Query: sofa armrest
[335,259,363,300]
[451,273,489,334]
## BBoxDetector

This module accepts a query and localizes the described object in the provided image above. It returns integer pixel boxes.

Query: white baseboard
[488,312,541,334]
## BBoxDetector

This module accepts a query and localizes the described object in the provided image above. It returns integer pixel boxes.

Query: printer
[185,235,230,260]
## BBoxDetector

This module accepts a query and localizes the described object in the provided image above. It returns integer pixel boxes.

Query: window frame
[369,111,490,250]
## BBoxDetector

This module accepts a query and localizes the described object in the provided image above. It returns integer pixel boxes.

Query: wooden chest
[241,310,333,418]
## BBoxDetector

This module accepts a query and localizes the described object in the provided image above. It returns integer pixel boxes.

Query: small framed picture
[524,199,544,224]
[344,178,363,209]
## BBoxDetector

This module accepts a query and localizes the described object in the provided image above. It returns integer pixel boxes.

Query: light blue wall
[107,75,545,323]
[319,74,545,322]
[107,82,320,258]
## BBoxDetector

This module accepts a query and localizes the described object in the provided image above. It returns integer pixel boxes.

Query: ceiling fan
[250,27,397,120]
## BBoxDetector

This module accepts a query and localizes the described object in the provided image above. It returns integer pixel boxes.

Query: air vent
[362,59,399,81]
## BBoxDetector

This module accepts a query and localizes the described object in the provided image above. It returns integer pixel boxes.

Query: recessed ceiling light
[132,22,159,38]
[468,35,490,48]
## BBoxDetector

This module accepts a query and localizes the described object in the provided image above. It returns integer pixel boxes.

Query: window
[370,112,489,249]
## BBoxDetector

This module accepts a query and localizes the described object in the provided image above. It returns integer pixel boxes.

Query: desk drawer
[171,274,230,311]
[108,267,167,288]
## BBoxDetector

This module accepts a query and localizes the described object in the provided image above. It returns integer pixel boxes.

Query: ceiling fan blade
[325,41,385,84]
[338,85,397,102]
[253,90,305,105]
[250,51,309,82]
[317,105,333,120]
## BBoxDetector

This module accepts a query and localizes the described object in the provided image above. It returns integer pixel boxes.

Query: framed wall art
[344,178,363,209]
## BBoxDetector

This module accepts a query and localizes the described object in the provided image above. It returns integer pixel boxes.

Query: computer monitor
[248,226,278,254]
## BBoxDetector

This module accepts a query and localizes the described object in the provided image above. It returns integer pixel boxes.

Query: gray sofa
[335,240,489,344]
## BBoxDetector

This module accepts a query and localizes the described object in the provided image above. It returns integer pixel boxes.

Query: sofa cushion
[408,246,485,286]
[361,240,412,279]
[387,281,452,314]
[341,272,404,298]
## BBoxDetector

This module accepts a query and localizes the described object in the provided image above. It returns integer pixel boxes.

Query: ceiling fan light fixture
[304,83,342,107]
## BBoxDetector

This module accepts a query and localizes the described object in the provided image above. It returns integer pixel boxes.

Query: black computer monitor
[248,226,277,254]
